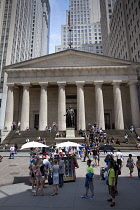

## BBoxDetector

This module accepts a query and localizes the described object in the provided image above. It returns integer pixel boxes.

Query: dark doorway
[34,114,39,130]
[104,113,110,129]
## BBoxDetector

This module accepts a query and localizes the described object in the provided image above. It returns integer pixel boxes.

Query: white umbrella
[56,141,82,148]
[20,141,49,150]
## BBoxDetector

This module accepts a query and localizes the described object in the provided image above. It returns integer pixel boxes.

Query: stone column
[76,81,86,130]
[4,84,14,130]
[94,81,105,130]
[57,82,66,131]
[39,82,48,131]
[129,81,140,128]
[112,81,124,130]
[20,83,30,131]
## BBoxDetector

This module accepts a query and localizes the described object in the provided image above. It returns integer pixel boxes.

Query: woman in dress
[51,159,59,196]
[127,154,134,177]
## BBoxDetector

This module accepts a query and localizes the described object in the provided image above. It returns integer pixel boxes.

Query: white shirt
[116,151,123,159]
[10,146,15,152]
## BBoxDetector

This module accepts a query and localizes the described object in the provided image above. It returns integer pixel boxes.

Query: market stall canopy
[20,141,49,150]
[56,141,82,148]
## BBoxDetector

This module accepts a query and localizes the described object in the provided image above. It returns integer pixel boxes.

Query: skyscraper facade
[100,0,140,62]
[31,0,50,58]
[100,0,116,55]
[55,0,103,54]
[0,0,50,130]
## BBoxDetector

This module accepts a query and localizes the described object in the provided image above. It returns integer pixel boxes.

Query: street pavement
[0,151,140,210]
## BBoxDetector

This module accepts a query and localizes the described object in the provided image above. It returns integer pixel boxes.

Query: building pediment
[4,49,139,70]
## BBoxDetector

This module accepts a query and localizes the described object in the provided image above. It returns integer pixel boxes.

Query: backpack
[35,167,42,177]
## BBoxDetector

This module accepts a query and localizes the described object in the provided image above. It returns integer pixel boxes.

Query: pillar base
[66,128,75,138]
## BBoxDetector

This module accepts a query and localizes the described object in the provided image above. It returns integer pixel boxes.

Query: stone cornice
[5,66,131,72]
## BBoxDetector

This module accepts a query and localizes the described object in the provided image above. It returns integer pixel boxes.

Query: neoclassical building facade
[3,49,140,132]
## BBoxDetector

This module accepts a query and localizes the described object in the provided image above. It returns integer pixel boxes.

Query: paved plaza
[0,151,140,210]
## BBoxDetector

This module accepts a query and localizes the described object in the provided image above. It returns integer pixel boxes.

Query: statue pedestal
[66,128,75,138]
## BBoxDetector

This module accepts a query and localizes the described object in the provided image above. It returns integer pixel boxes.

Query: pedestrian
[92,146,98,166]
[81,159,94,199]
[97,148,100,166]
[14,143,18,154]
[126,154,134,177]
[51,159,59,196]
[82,144,90,162]
[43,156,51,184]
[59,156,65,187]
[29,159,36,193]
[17,121,21,129]
[9,145,15,159]
[25,138,29,143]
[136,156,140,179]
[124,133,128,143]
[116,149,123,169]
[34,161,45,196]
[107,161,116,207]
[137,136,140,142]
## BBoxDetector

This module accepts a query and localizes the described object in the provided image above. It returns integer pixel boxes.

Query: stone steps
[0,129,138,151]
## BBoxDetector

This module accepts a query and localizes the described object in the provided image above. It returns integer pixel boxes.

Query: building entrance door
[34,114,39,130]
[104,113,110,129]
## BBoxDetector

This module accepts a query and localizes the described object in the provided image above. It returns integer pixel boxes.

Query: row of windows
[64,25,100,30]
[70,14,90,18]
[71,0,89,3]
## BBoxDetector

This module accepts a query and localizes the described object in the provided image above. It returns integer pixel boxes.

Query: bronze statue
[65,106,75,127]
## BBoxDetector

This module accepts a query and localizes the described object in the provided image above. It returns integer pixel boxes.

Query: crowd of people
[81,151,140,207]
[29,154,67,196]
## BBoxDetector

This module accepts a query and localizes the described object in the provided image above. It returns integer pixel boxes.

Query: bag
[35,167,42,177]
[48,175,53,185]
[118,168,121,175]
[126,163,128,167]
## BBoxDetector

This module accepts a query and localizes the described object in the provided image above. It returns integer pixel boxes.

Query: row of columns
[4,80,140,131]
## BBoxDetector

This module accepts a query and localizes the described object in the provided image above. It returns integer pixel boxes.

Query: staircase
[99,129,137,151]
[0,128,138,151]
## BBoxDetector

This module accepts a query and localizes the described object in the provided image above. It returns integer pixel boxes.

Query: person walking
[127,154,134,177]
[107,161,116,207]
[14,143,18,154]
[59,156,65,187]
[116,149,123,169]
[92,146,98,166]
[82,144,90,162]
[136,156,140,179]
[34,162,45,196]
[9,145,15,159]
[51,159,59,196]
[81,159,94,199]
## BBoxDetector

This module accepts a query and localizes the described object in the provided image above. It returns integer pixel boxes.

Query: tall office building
[55,0,103,55]
[100,0,140,62]
[0,0,50,130]
[31,0,50,58]
[100,0,116,55]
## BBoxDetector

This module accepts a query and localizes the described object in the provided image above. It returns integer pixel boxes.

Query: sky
[49,0,69,54]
